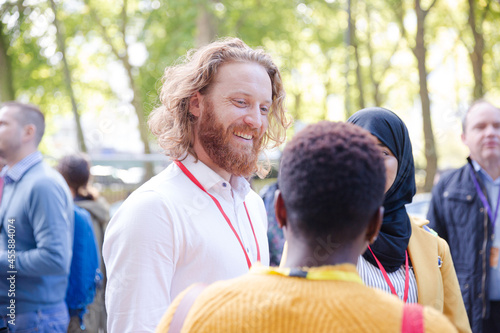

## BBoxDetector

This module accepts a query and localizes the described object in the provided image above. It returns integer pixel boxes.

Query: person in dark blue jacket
[427,100,500,333]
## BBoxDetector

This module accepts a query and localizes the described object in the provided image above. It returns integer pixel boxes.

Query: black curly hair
[278,121,386,244]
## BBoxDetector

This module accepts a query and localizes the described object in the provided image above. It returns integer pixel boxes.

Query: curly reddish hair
[148,37,290,177]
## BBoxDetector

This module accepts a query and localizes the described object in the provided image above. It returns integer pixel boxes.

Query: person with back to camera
[347,107,471,333]
[155,121,457,333]
[57,154,110,333]
[103,37,290,332]
[427,100,500,333]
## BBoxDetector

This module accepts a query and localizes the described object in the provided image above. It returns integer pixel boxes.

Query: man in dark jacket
[427,100,500,333]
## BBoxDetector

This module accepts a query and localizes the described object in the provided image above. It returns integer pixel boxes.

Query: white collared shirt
[103,154,269,332]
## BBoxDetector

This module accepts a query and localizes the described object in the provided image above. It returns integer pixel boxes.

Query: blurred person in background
[0,102,73,332]
[58,154,110,333]
[260,181,285,266]
[103,37,290,332]
[427,100,500,333]
[348,107,470,333]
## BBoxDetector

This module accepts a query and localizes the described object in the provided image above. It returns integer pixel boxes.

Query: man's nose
[485,124,499,136]
[243,106,263,129]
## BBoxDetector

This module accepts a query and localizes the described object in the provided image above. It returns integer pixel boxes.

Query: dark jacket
[427,161,493,333]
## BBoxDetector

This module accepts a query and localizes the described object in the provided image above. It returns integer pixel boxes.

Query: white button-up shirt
[103,154,269,332]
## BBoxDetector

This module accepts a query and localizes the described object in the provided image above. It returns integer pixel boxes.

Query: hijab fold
[347,107,416,273]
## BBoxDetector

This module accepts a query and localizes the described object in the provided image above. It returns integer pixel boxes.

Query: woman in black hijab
[347,107,471,333]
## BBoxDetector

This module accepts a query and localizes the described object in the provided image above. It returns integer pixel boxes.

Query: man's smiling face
[193,61,272,177]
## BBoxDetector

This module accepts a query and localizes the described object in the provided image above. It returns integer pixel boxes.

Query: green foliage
[2,0,500,171]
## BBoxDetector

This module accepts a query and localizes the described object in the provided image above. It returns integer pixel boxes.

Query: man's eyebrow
[229,91,272,104]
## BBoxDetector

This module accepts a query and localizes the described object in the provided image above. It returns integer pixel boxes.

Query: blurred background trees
[1,0,500,192]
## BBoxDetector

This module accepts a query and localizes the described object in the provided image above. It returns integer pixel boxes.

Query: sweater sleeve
[423,304,459,333]
[438,237,472,333]
[155,285,196,333]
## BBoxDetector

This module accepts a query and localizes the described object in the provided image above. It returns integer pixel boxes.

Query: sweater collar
[250,263,363,283]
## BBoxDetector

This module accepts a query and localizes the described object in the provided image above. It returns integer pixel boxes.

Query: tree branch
[121,0,128,46]
[481,0,492,23]
[84,0,122,61]
[445,7,471,53]
[422,0,438,17]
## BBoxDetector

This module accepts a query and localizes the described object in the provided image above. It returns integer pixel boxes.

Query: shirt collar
[471,159,500,185]
[180,154,250,198]
[1,151,43,184]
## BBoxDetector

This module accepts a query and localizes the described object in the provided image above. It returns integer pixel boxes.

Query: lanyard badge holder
[469,166,500,269]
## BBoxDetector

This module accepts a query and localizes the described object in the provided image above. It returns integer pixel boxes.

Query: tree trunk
[467,0,485,100]
[50,0,87,153]
[196,1,217,48]
[351,0,365,110]
[414,0,437,192]
[86,0,154,181]
[365,8,380,106]
[122,54,155,181]
[323,82,331,120]
[294,92,301,121]
[366,3,400,107]
[0,21,15,102]
[120,0,154,181]
[344,0,352,118]
[322,58,333,120]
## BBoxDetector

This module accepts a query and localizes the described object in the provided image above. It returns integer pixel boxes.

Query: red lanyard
[174,160,261,269]
[368,245,409,303]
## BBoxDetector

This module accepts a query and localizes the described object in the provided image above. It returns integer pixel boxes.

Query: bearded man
[102,37,289,333]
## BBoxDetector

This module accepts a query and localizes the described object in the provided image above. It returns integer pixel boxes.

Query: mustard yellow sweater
[156,264,456,332]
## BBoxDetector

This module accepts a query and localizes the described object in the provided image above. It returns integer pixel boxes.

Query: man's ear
[22,124,36,144]
[189,91,203,118]
[275,191,287,229]
[366,206,383,244]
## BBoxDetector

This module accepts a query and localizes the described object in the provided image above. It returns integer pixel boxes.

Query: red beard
[197,100,263,177]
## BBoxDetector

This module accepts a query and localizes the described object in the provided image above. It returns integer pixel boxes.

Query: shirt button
[479,250,484,255]
[443,191,449,198]
[480,208,484,213]
[222,182,227,188]
[478,293,482,299]
[466,195,472,201]
[246,247,250,253]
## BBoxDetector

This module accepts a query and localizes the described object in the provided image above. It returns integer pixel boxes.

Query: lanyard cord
[368,245,409,303]
[251,265,364,283]
[469,165,500,237]
[174,160,260,269]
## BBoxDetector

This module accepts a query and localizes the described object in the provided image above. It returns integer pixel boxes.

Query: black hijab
[347,107,416,272]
